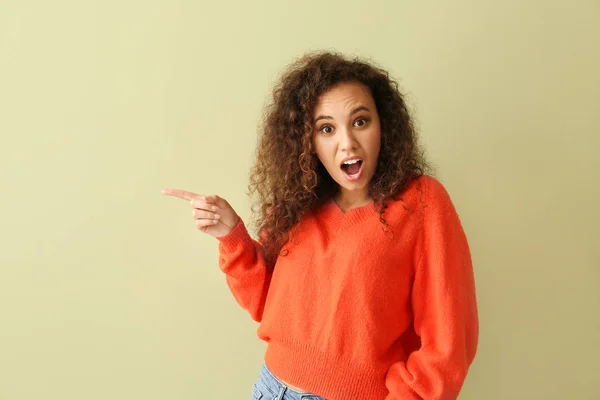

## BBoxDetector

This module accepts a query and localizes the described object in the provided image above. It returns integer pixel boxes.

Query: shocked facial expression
[312,81,381,201]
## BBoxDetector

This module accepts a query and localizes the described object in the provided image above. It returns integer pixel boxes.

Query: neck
[334,188,372,212]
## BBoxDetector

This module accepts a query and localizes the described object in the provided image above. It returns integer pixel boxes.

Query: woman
[163,51,479,400]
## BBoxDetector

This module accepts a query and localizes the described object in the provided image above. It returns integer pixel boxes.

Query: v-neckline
[320,198,378,227]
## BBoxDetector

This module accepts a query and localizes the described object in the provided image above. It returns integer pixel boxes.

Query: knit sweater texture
[217,175,479,400]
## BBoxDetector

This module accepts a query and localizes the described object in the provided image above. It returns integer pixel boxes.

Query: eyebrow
[314,106,370,124]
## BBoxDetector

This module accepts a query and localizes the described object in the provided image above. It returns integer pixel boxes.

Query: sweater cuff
[216,218,252,252]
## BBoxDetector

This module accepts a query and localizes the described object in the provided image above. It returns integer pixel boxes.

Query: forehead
[313,81,374,113]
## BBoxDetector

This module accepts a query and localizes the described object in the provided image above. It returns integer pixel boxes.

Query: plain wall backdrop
[1,0,599,399]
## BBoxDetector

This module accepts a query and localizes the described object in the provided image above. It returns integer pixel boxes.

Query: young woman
[163,51,479,400]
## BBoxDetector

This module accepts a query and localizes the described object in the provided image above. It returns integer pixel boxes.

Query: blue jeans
[251,363,325,400]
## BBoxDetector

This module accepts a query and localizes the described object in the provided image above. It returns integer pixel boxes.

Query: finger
[190,199,219,212]
[195,218,218,229]
[203,194,228,208]
[193,209,220,220]
[162,188,201,201]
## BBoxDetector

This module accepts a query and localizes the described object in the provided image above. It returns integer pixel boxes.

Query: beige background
[1,0,599,399]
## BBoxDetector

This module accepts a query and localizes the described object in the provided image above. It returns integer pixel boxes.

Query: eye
[354,117,369,127]
[320,125,334,134]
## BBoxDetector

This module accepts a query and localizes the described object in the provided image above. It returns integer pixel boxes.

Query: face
[311,81,381,203]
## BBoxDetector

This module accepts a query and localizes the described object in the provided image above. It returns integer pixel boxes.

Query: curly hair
[248,50,430,270]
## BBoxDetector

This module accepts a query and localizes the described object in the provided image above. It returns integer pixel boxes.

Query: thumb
[203,194,229,209]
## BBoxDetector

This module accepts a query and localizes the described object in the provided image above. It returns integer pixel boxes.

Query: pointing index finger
[161,188,201,201]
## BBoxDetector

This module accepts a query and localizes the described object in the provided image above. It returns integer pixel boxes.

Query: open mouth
[340,158,364,180]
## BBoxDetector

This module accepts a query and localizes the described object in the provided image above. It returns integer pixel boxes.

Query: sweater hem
[264,340,390,400]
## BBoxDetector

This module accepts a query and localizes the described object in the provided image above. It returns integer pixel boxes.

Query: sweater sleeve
[385,178,479,400]
[216,219,272,322]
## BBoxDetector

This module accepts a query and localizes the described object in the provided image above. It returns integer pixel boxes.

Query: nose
[338,126,358,152]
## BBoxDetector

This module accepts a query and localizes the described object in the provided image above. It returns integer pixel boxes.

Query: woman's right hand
[162,188,240,238]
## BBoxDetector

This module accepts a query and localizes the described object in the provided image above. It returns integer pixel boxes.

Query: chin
[334,173,371,193]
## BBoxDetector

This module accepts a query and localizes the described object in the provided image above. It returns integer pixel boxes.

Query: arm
[385,178,479,400]
[217,219,272,322]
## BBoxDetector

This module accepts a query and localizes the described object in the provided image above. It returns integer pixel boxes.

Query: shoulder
[419,175,455,209]
[385,174,453,215]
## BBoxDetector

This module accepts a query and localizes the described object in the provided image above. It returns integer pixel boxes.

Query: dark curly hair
[248,50,430,270]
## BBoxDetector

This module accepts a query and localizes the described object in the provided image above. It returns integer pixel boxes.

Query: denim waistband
[253,363,324,400]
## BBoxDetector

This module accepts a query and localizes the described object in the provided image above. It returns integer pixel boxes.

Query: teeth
[342,159,361,165]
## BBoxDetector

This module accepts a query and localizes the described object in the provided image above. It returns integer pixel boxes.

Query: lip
[339,156,365,182]
[339,156,363,167]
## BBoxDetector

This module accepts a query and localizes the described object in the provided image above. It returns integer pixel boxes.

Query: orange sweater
[217,176,478,400]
